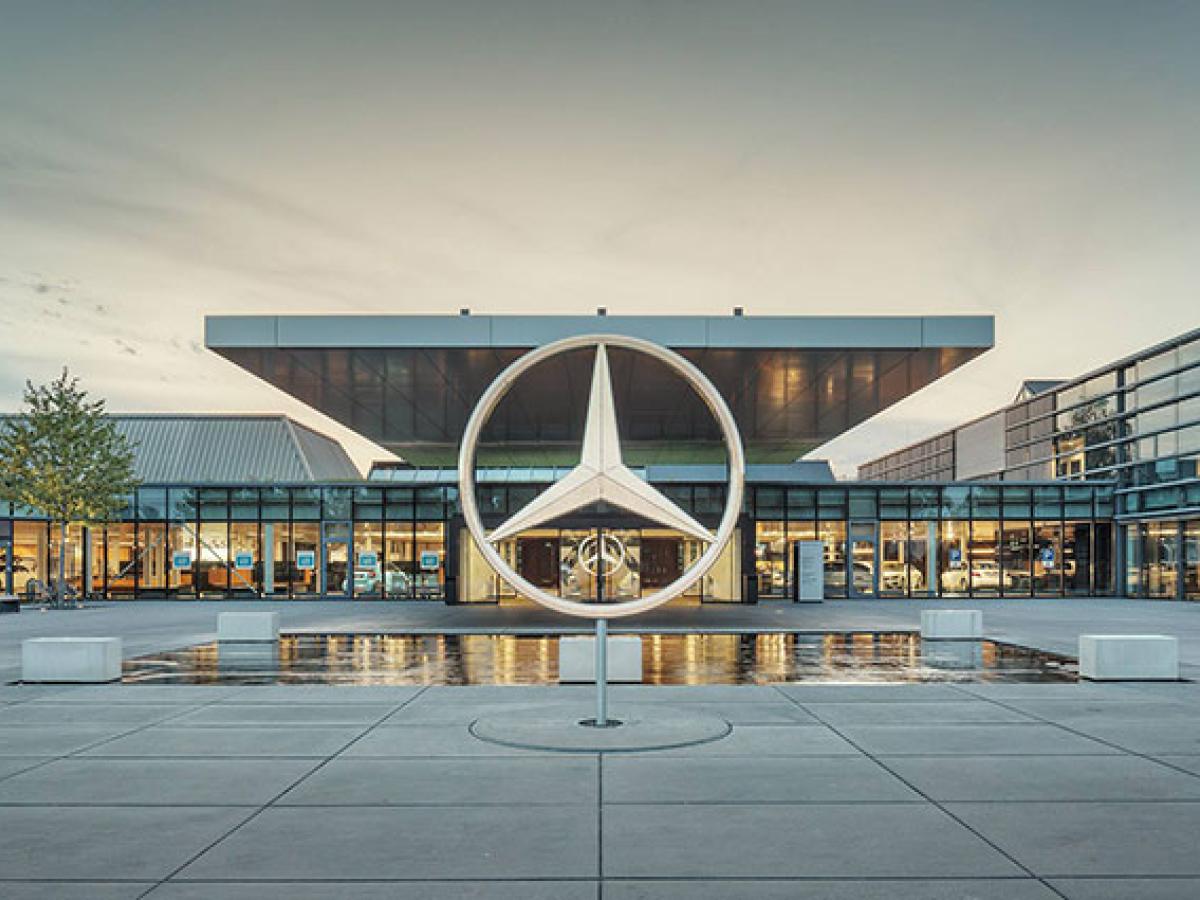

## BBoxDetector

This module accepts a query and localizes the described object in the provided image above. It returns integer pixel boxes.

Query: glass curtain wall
[3,482,1115,601]
[1186,520,1199,600]
[1143,521,1179,599]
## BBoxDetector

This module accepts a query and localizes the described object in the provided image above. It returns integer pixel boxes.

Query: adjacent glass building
[860,327,1200,600]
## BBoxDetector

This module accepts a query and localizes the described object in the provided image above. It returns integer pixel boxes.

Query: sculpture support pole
[595,523,608,726]
[595,617,608,726]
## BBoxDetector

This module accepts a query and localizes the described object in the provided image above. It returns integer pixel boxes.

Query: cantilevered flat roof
[207,314,992,351]
[206,313,993,465]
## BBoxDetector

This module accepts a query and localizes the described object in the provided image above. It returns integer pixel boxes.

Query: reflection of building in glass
[860,328,1200,599]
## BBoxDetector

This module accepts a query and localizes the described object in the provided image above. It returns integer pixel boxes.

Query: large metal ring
[457,334,745,619]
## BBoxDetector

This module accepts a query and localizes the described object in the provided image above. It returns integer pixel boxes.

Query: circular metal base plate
[469,703,731,753]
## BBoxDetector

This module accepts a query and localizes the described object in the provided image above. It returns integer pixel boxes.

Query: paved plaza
[1,598,1200,898]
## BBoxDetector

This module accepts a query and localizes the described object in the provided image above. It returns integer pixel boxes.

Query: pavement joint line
[598,750,604,883]
[9,797,1200,808]
[769,683,1073,900]
[0,689,233,788]
[954,691,1200,784]
[0,874,1160,882]
[132,684,433,900]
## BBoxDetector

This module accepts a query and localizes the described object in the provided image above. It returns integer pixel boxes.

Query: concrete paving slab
[0,757,48,780]
[0,724,144,756]
[34,685,237,703]
[640,700,816,724]
[609,684,790,703]
[171,703,397,726]
[1048,877,1200,899]
[626,723,861,757]
[602,803,1024,878]
[0,806,252,879]
[0,884,153,900]
[340,723,550,757]
[1154,756,1200,776]
[837,723,1120,756]
[603,879,1062,899]
[421,684,594,702]
[0,685,78,702]
[997,700,1200,725]
[953,682,1160,701]
[213,684,426,704]
[603,756,919,803]
[774,683,971,702]
[802,700,1037,726]
[884,755,1200,801]
[79,725,364,758]
[381,700,547,725]
[949,802,1200,876]
[1059,721,1200,755]
[280,756,596,805]
[0,703,193,725]
[179,806,598,880]
[0,757,319,804]
[144,882,597,900]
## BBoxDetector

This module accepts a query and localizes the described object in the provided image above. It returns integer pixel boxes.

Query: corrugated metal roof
[2,414,360,484]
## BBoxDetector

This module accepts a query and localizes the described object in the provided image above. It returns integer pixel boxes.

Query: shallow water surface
[123,631,1077,685]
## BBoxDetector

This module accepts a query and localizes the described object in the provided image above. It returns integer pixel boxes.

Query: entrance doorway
[641,537,682,589]
[517,535,559,588]
[322,522,350,596]
[848,520,877,598]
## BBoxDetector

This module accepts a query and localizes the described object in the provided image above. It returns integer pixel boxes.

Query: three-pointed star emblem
[487,345,714,544]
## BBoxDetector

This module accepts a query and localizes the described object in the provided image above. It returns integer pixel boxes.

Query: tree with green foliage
[0,369,139,607]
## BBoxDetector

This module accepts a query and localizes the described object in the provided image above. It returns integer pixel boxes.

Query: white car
[940,560,1003,592]
[880,563,924,592]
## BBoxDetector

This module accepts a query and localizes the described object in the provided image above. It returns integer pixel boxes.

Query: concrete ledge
[559,636,643,683]
[217,612,280,643]
[1079,634,1179,681]
[22,637,122,683]
[920,610,982,641]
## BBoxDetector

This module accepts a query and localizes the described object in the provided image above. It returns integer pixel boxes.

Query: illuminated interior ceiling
[207,315,993,466]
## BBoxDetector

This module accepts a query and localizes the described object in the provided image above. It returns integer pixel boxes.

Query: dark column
[445,513,464,604]
[739,512,758,604]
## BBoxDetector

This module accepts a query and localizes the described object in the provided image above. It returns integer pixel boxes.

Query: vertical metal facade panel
[953,411,1007,480]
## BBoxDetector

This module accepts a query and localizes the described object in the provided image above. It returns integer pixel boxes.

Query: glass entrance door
[322,522,350,597]
[848,521,877,598]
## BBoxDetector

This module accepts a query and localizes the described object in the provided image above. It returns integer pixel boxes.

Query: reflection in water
[123,632,1076,685]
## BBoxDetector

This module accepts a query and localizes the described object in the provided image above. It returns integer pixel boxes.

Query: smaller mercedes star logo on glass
[486,345,713,545]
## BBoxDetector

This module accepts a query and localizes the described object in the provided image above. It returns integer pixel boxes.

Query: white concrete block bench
[920,609,982,640]
[217,612,280,643]
[559,636,643,683]
[1079,635,1179,681]
[22,637,122,683]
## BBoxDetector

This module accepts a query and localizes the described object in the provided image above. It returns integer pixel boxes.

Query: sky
[1,0,1198,475]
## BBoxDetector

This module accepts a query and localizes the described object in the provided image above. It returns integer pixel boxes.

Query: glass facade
[1,480,1114,602]
[860,328,1200,600]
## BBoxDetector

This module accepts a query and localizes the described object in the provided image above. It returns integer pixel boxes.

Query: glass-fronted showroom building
[0,477,1114,602]
[0,312,1128,601]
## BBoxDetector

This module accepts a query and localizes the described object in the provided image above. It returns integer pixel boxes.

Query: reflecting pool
[123,631,1077,685]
